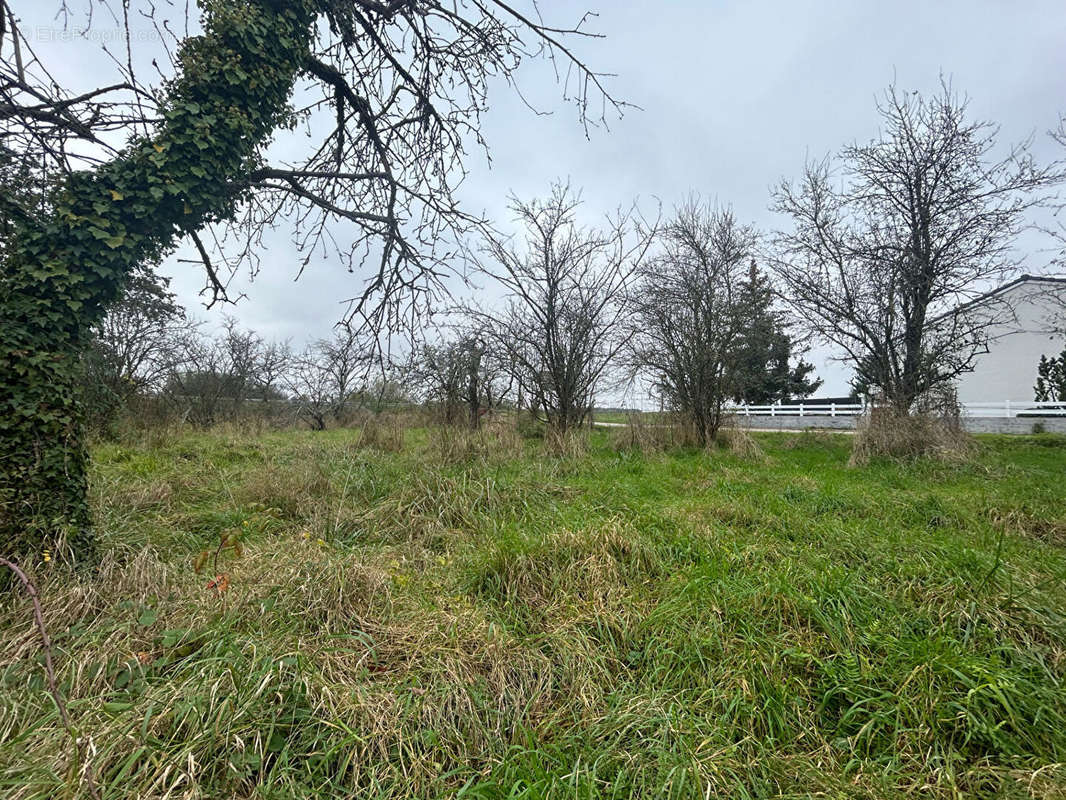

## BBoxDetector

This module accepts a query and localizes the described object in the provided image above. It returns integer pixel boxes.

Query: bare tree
[163,332,231,427]
[410,332,512,427]
[409,340,469,426]
[318,329,374,421]
[82,266,190,417]
[1,1,623,324]
[256,340,293,404]
[1050,117,1066,257]
[468,184,655,432]
[285,328,376,428]
[81,267,193,431]
[629,200,756,444]
[220,317,266,408]
[1037,118,1066,334]
[286,348,335,432]
[769,83,1053,414]
[163,317,285,425]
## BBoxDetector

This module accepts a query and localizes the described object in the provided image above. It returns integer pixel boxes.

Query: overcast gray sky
[18,0,1066,396]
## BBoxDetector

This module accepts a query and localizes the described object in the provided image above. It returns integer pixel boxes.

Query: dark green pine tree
[731,261,822,404]
[1034,348,1066,402]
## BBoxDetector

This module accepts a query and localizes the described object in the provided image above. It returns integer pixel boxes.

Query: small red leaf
[206,574,230,596]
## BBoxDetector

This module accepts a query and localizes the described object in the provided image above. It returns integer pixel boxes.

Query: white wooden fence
[725,402,865,418]
[725,400,1066,418]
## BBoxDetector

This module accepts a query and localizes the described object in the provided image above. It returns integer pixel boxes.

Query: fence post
[770,404,775,418]
[830,402,836,418]
[1005,399,1011,419]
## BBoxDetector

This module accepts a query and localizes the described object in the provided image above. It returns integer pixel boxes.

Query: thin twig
[0,557,100,800]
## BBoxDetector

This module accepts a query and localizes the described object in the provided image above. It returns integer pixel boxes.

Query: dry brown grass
[715,421,764,458]
[850,407,974,465]
[989,507,1066,547]
[472,519,659,621]
[779,429,841,450]
[426,419,525,464]
[7,425,1066,799]
[608,413,763,458]
[357,413,407,452]
[608,413,699,454]
[237,458,334,521]
[543,426,591,458]
[0,543,560,799]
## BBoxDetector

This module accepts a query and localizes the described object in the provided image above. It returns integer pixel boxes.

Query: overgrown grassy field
[2,423,1066,799]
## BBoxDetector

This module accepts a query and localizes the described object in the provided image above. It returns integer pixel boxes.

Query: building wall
[953,280,1064,405]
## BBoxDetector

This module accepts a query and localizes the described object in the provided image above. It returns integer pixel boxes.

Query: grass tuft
[851,407,974,465]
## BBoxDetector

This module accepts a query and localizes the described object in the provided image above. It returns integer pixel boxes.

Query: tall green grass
[2,427,1065,798]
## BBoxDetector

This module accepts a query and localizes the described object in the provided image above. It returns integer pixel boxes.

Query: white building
[953,275,1065,405]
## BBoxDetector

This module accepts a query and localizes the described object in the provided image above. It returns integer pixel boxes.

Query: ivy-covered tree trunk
[0,0,316,563]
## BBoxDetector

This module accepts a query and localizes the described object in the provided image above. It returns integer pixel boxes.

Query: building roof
[933,273,1066,322]
[970,273,1066,301]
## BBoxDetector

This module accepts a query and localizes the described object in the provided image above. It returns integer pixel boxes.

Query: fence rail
[723,401,1066,419]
